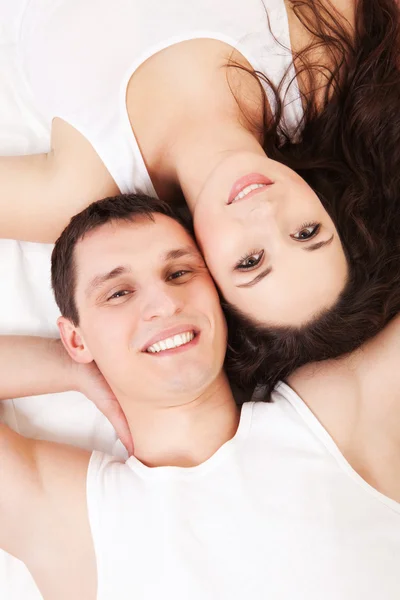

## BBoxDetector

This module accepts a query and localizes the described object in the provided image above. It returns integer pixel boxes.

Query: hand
[76,361,134,456]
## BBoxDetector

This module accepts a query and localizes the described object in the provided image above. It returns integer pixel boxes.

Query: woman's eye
[291,223,320,241]
[107,290,131,301]
[235,250,264,271]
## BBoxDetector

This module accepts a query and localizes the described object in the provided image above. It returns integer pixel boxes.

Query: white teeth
[233,183,265,203]
[147,331,195,353]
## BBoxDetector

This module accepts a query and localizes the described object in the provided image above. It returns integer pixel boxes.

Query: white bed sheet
[0,2,125,598]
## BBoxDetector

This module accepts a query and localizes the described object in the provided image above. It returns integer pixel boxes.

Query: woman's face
[192,152,348,326]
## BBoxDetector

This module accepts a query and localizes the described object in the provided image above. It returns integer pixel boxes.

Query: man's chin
[161,368,215,399]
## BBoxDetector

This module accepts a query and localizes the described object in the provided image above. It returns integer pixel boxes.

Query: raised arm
[0,335,76,400]
[0,119,119,242]
[0,335,98,593]
[0,335,133,454]
[0,421,96,597]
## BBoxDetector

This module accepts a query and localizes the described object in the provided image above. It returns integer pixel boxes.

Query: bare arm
[0,337,122,594]
[0,336,77,400]
[0,424,96,598]
[0,335,133,454]
[0,119,119,242]
[0,339,99,592]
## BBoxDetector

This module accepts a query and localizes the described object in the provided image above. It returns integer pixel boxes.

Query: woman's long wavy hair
[223,0,400,394]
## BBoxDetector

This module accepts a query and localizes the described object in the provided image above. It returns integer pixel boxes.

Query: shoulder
[127,37,264,130]
[0,424,92,567]
[249,383,312,437]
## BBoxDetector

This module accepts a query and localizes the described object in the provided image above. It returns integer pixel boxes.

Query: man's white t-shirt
[87,382,400,600]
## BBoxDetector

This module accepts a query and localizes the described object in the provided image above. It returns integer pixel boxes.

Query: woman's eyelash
[298,221,317,230]
[291,222,321,240]
[234,249,264,271]
[296,221,321,233]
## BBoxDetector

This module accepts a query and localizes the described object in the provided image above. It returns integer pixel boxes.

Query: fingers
[107,402,134,456]
[93,394,134,456]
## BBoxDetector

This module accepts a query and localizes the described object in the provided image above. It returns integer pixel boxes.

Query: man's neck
[120,373,240,468]
[289,314,400,500]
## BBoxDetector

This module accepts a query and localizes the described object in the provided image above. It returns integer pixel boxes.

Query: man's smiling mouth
[147,330,195,353]
[142,325,201,355]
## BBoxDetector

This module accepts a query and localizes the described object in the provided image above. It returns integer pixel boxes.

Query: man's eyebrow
[85,265,132,297]
[236,267,272,288]
[302,235,334,252]
[163,246,201,261]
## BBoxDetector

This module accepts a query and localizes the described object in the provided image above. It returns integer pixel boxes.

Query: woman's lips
[227,173,274,205]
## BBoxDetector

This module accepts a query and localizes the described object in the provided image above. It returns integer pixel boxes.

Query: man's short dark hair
[51,193,188,325]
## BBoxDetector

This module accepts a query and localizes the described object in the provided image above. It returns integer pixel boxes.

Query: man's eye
[167,270,191,281]
[291,223,320,241]
[107,290,132,301]
[234,250,264,271]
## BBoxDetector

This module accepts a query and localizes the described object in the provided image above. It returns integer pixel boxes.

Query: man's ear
[57,316,93,364]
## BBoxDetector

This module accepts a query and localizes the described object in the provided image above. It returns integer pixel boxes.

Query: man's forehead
[78,213,188,252]
[76,223,200,266]
[79,213,194,249]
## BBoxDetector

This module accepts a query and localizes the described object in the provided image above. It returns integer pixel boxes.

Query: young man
[0,194,399,600]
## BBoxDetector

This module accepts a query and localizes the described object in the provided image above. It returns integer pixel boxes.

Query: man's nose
[141,285,183,321]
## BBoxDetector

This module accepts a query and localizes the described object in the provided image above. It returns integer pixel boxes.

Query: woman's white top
[87,382,400,600]
[18,0,303,195]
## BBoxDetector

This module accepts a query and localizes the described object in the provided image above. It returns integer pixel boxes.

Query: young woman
[1,1,399,378]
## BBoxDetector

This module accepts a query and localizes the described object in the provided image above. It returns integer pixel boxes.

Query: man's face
[71,214,227,405]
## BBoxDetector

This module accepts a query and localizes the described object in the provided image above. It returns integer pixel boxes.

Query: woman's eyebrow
[302,235,334,252]
[236,267,273,288]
